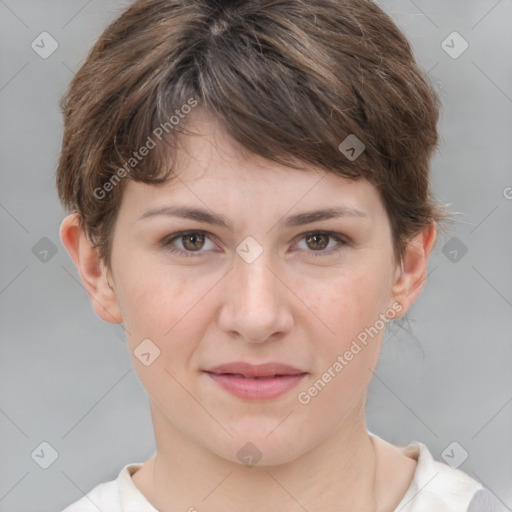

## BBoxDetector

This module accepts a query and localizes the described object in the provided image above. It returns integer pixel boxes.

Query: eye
[161,230,349,258]
[294,231,349,257]
[161,230,216,257]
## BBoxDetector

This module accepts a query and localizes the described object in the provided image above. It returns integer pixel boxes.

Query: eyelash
[161,230,350,258]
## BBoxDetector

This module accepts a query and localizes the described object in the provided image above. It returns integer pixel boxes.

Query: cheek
[297,266,391,401]
[118,260,192,328]
[118,262,218,369]
[300,268,389,339]
[119,268,205,404]
[296,274,387,413]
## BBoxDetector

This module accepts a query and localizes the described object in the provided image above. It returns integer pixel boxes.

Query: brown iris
[181,232,206,251]
[305,233,329,251]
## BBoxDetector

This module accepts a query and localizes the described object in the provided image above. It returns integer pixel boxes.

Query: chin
[205,423,308,468]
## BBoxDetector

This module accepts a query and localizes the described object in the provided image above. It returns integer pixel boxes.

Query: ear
[59,213,122,324]
[389,223,437,318]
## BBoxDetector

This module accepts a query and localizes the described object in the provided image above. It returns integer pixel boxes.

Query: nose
[217,252,294,343]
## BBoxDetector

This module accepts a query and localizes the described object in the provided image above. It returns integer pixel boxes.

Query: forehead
[119,110,386,226]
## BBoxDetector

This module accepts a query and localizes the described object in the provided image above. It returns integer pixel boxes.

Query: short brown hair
[56,0,451,274]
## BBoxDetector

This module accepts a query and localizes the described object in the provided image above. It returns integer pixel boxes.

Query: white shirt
[61,432,503,512]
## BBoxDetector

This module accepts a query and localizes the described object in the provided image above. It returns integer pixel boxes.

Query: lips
[205,361,307,378]
[203,361,308,400]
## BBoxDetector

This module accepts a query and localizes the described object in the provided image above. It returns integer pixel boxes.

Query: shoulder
[369,432,490,512]
[60,478,121,512]
[467,487,510,512]
[60,461,155,512]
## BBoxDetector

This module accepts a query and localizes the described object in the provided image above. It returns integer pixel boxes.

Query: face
[66,110,431,467]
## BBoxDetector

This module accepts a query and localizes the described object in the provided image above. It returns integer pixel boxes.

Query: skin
[60,109,436,512]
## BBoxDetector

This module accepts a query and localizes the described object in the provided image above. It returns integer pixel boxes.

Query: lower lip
[205,372,307,400]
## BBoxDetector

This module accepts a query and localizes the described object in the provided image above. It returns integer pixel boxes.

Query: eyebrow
[137,205,368,230]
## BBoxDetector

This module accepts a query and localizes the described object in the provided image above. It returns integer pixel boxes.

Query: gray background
[1,1,511,511]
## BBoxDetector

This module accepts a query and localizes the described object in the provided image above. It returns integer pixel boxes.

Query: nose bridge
[220,243,293,342]
[235,245,281,310]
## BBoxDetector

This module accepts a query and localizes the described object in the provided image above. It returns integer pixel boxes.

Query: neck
[139,401,379,512]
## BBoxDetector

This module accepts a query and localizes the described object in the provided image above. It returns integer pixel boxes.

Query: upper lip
[205,362,307,378]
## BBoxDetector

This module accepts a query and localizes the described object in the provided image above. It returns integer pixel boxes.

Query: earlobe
[389,223,437,317]
[59,213,123,324]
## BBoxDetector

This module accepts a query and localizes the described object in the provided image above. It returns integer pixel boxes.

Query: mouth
[205,361,307,378]
[203,362,308,400]
[209,373,301,379]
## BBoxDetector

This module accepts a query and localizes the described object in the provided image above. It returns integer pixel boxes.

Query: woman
[56,0,499,510]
